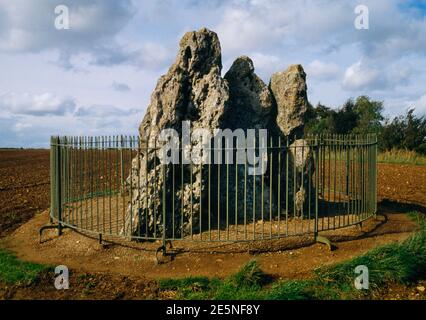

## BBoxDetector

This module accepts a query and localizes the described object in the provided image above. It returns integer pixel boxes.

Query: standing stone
[222,56,276,222]
[270,65,314,218]
[270,65,309,138]
[224,56,274,130]
[122,28,230,238]
[138,27,229,147]
[123,28,316,240]
[289,139,315,217]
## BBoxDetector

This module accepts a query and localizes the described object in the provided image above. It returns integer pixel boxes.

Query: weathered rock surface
[270,65,309,138]
[123,28,314,239]
[289,139,315,217]
[123,28,230,237]
[270,65,313,217]
[138,27,229,146]
[223,56,274,130]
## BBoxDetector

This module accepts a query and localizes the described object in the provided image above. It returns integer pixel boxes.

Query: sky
[0,0,426,148]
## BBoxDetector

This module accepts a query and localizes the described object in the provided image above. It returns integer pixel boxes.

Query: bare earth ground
[0,150,49,237]
[0,150,426,299]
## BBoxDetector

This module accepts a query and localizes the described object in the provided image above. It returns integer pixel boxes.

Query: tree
[304,102,335,135]
[403,109,426,153]
[380,109,426,154]
[333,99,358,134]
[352,96,384,134]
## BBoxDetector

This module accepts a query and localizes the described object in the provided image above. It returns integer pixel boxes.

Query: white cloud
[0,0,136,68]
[306,60,341,80]
[407,94,426,116]
[0,0,426,146]
[249,53,281,80]
[215,7,287,54]
[342,58,415,92]
[139,42,172,70]
[342,60,382,91]
[75,104,139,118]
[112,82,131,92]
[0,92,76,116]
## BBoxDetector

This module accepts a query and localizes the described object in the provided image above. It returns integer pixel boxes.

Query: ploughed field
[0,150,50,237]
[1,149,426,238]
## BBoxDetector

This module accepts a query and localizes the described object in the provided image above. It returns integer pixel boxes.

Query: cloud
[0,0,136,68]
[247,53,281,80]
[0,103,144,147]
[353,0,426,60]
[74,105,142,131]
[0,92,76,116]
[306,60,341,81]
[1,0,426,147]
[342,58,414,92]
[342,60,386,91]
[75,104,140,118]
[407,94,426,115]
[215,6,286,54]
[112,82,131,92]
[213,0,353,55]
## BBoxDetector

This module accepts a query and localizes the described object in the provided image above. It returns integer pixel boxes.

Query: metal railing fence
[49,134,377,248]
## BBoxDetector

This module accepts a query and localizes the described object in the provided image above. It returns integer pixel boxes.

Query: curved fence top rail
[50,134,378,148]
[48,133,378,248]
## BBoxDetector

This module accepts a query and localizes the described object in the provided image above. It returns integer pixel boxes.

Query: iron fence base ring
[39,224,69,243]
[315,235,335,251]
[155,241,173,264]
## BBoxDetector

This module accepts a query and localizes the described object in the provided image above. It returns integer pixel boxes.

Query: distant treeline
[304,96,426,155]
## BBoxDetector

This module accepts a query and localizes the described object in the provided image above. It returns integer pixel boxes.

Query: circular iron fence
[45,134,377,252]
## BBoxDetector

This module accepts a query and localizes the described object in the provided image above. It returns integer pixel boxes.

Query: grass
[0,249,49,285]
[159,211,426,300]
[378,149,426,166]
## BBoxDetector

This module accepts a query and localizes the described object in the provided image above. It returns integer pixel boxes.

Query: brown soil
[371,280,426,300]
[378,163,426,208]
[0,150,50,237]
[1,150,426,300]
[0,269,161,300]
[1,208,419,280]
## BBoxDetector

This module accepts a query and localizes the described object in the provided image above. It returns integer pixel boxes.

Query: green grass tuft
[0,249,49,285]
[378,149,426,166]
[229,259,268,288]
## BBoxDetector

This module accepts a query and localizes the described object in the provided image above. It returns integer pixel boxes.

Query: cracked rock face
[270,65,309,138]
[123,28,314,239]
[223,56,274,130]
[123,28,230,237]
[138,27,229,147]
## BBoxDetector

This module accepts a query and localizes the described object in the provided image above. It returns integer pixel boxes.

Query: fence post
[120,135,124,190]
[374,134,378,217]
[162,162,167,250]
[56,136,63,236]
[346,135,350,198]
[50,136,54,224]
[314,135,320,238]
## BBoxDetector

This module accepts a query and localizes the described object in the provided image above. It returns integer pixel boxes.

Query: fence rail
[49,134,377,250]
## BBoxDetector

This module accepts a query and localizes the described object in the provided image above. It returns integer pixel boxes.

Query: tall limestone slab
[123,28,230,238]
[270,65,315,217]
